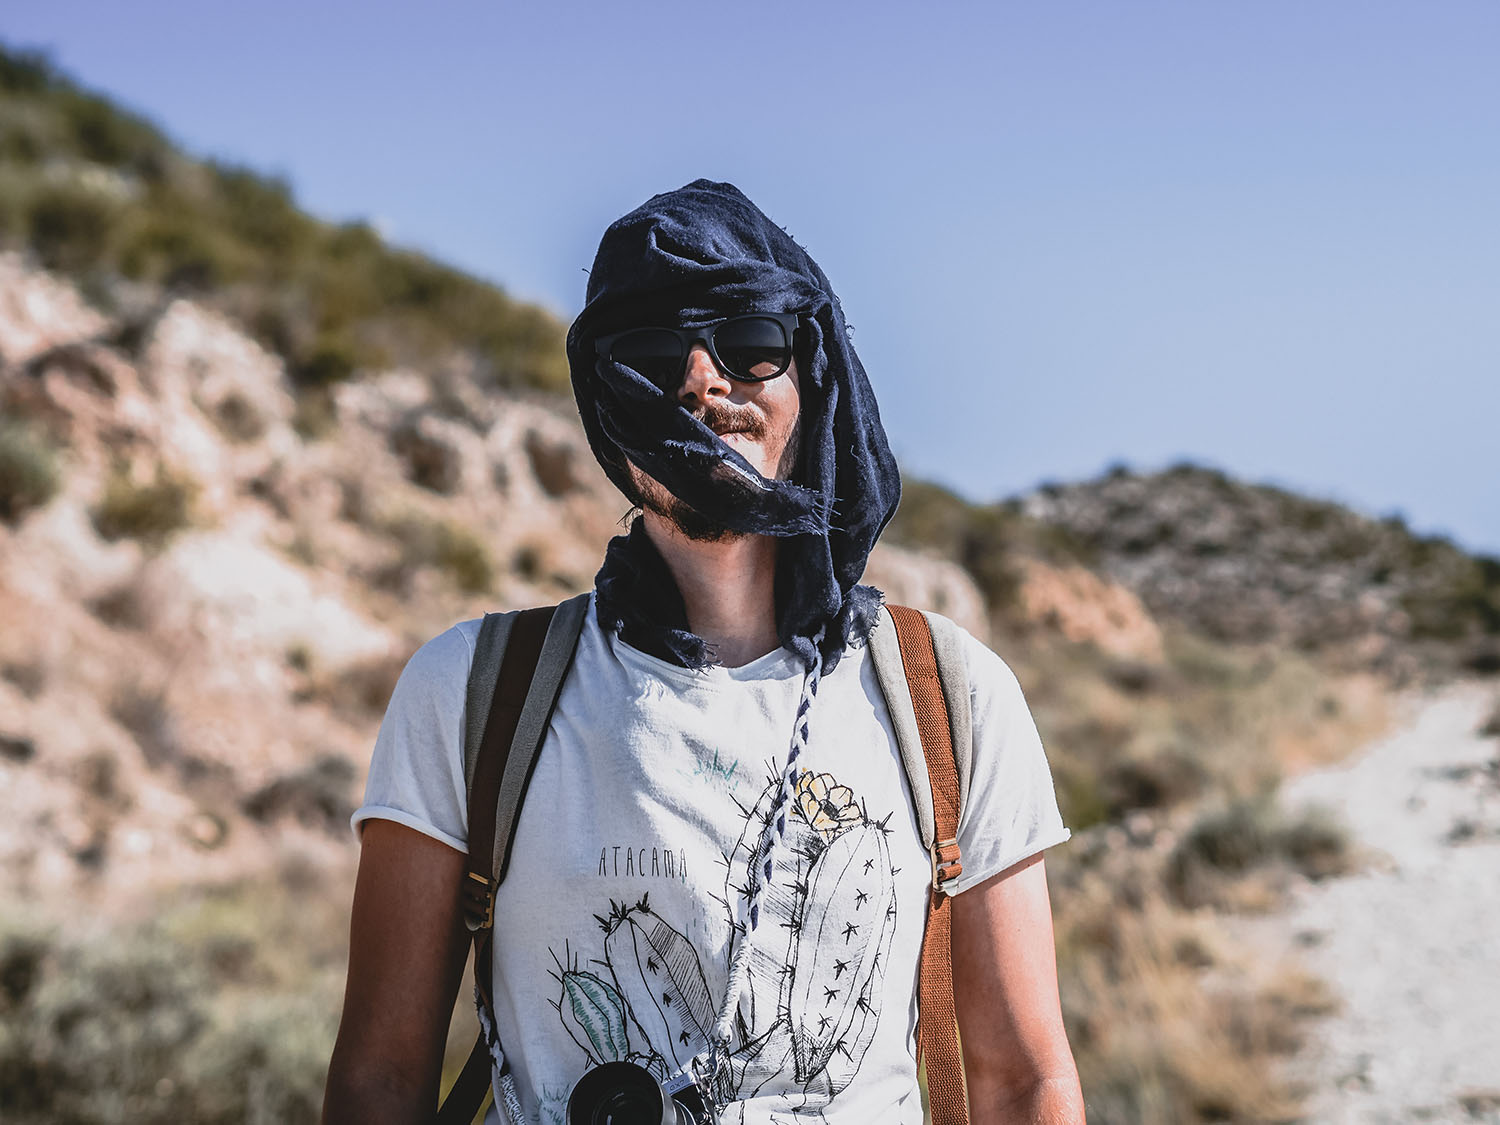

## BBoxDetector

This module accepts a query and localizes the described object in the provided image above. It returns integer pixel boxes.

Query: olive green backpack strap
[437,592,590,1125]
[868,604,974,1125]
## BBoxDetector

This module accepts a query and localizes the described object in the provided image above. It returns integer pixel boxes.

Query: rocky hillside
[0,253,987,918]
[889,468,1500,683]
[1022,467,1500,679]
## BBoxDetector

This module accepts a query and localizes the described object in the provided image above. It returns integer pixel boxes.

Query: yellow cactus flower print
[794,771,862,841]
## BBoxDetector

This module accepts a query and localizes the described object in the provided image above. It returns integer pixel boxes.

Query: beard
[627,398,802,542]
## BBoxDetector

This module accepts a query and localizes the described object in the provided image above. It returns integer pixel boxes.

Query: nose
[678,343,732,406]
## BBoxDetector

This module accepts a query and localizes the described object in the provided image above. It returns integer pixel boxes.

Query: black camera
[566,1060,717,1125]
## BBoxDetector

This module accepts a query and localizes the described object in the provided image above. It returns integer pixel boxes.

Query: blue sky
[7,1,1498,553]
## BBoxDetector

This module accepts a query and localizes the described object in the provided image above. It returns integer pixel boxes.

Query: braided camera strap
[710,627,826,1062]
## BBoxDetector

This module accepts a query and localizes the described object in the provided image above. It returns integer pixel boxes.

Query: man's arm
[951,852,1085,1125]
[323,819,473,1125]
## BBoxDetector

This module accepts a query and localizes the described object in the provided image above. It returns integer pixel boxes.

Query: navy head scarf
[567,180,901,670]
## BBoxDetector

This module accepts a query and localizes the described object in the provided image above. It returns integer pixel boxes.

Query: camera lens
[567,1061,700,1125]
[595,1089,658,1124]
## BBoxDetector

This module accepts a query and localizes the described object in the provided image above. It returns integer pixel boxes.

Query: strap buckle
[462,870,496,932]
[930,836,963,895]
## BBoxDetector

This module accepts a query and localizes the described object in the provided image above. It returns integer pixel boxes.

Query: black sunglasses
[594,313,800,392]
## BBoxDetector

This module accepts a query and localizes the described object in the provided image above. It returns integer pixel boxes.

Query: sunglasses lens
[714,317,792,380]
[610,328,686,389]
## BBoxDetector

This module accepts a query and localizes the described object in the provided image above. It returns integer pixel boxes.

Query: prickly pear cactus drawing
[787,820,895,1088]
[549,944,667,1078]
[722,769,900,1111]
[559,968,630,1062]
[600,894,717,1074]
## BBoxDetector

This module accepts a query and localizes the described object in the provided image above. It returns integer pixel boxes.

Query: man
[324,181,1084,1124]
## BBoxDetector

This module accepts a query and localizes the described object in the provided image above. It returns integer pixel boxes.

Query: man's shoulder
[398,617,483,690]
[876,603,1022,697]
[408,596,593,691]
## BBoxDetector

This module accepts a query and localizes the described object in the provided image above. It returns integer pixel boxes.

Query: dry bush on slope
[91,460,198,548]
[1166,798,1355,912]
[0,870,350,1125]
[1014,628,1387,834]
[0,862,491,1125]
[1051,837,1338,1124]
[0,420,62,523]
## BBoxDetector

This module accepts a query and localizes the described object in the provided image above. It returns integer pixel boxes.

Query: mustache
[693,399,766,440]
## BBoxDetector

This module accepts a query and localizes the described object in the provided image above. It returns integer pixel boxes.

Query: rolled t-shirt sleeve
[950,631,1070,894]
[349,621,477,853]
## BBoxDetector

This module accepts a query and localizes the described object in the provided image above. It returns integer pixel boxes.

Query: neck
[640,511,780,668]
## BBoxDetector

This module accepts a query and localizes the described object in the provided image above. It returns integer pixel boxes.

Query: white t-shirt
[353,596,1069,1125]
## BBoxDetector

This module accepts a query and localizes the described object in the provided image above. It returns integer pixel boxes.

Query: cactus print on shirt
[549,767,899,1122]
[354,596,1070,1124]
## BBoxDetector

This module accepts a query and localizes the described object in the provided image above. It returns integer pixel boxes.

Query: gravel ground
[1262,683,1500,1124]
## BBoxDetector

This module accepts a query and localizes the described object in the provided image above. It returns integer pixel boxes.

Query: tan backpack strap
[886,604,970,1125]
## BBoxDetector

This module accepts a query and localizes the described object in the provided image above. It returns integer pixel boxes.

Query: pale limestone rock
[333,368,431,430]
[0,496,142,605]
[142,300,297,453]
[134,531,394,688]
[863,544,989,639]
[0,253,110,365]
[133,302,302,518]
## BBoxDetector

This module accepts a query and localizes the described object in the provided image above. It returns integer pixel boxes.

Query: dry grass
[373,510,494,596]
[91,461,199,548]
[1165,798,1355,911]
[0,851,495,1125]
[1051,834,1338,1124]
[1005,628,1389,1122]
[1014,628,1388,833]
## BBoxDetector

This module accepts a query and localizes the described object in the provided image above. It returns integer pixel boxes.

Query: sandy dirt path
[1256,683,1500,1123]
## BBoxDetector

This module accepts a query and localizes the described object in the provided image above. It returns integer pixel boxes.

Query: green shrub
[0,47,53,96]
[0,913,335,1125]
[1166,798,1353,908]
[0,920,208,1123]
[379,512,494,595]
[1401,555,1500,641]
[1275,806,1354,880]
[1101,741,1210,814]
[27,183,122,272]
[208,162,311,259]
[0,421,62,523]
[291,334,359,388]
[57,89,169,174]
[91,462,197,547]
[290,387,339,442]
[116,210,250,291]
